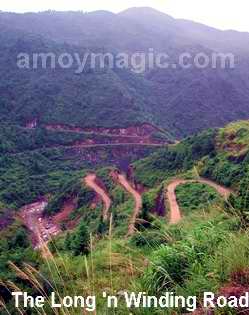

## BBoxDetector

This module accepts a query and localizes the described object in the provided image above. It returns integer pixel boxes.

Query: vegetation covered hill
[1,8,249,136]
[1,7,249,314]
[1,120,249,314]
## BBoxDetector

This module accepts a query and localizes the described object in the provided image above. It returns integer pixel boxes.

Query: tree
[65,220,90,256]
[97,219,108,235]
[64,232,71,251]
[10,228,29,249]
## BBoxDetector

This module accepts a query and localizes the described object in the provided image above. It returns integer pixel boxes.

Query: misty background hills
[1,7,249,137]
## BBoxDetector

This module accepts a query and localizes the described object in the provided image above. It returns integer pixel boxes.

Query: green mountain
[1,119,249,314]
[0,8,249,137]
[1,7,249,315]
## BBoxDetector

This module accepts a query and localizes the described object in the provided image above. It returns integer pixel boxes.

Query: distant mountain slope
[2,8,249,52]
[0,8,249,137]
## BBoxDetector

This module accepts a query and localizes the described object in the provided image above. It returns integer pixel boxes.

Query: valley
[2,117,249,315]
[19,170,144,248]
[18,167,233,252]
[1,7,249,315]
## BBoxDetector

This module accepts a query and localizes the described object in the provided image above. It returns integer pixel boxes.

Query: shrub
[64,220,90,256]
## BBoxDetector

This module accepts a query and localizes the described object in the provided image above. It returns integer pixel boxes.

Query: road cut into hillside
[116,173,143,236]
[166,178,232,224]
[85,174,111,221]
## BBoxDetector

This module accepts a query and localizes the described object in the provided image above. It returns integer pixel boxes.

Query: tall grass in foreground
[138,205,249,314]
[0,216,148,314]
[2,202,249,314]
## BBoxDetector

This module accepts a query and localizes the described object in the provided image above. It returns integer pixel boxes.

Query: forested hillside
[1,119,249,314]
[1,8,249,136]
[1,7,249,314]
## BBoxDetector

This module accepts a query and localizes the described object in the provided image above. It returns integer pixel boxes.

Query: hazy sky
[1,0,249,32]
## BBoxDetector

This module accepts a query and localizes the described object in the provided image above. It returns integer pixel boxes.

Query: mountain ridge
[0,7,249,137]
[1,7,249,34]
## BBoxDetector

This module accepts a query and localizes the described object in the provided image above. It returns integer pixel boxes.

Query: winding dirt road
[84,174,111,221]
[166,178,232,224]
[116,173,143,236]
